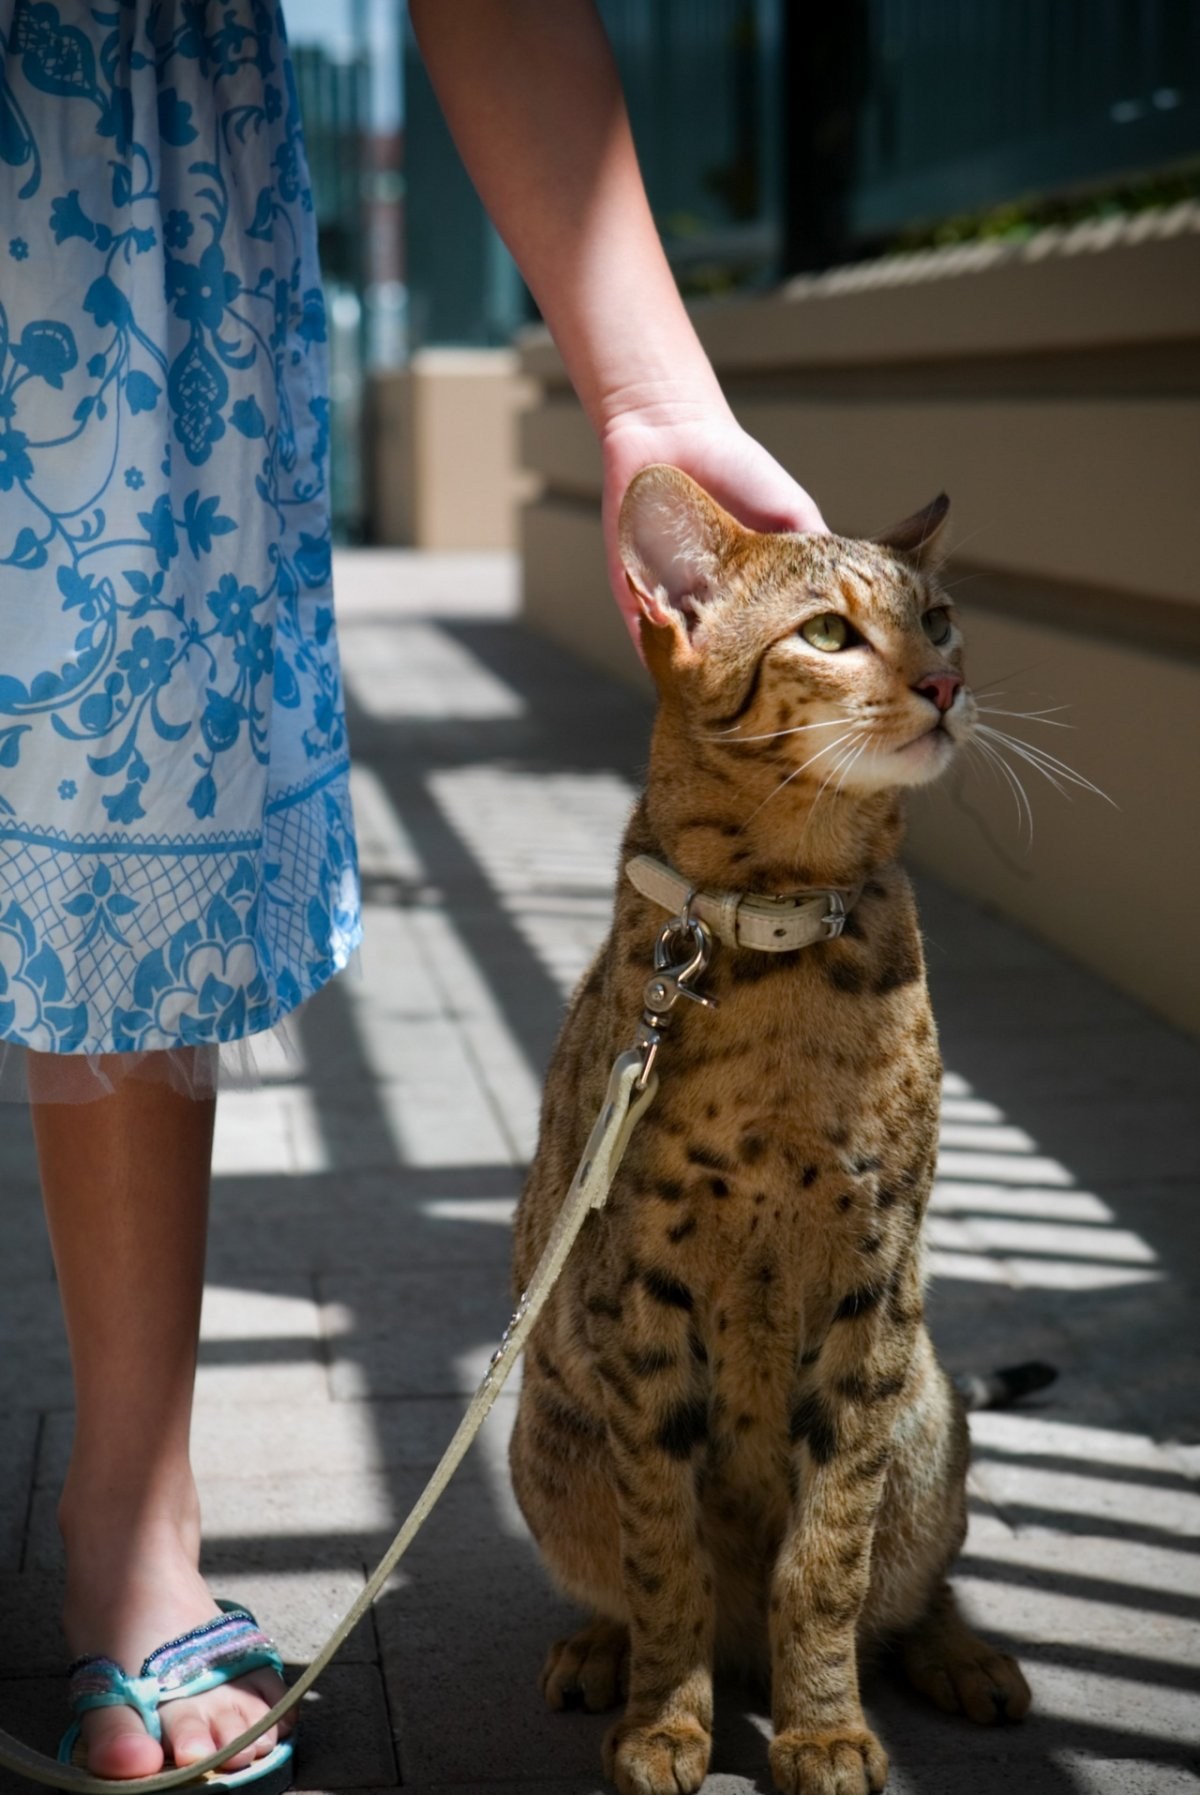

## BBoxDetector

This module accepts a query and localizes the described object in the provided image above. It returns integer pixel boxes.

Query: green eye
[922,607,952,646]
[801,613,849,653]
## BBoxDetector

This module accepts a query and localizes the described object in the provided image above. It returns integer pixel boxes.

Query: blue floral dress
[0,0,360,1065]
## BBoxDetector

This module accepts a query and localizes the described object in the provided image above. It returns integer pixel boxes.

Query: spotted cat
[509,466,1031,1795]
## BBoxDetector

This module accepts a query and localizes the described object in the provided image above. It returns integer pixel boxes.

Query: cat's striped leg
[865,1334,1031,1725]
[766,1266,923,1795]
[592,1266,716,1795]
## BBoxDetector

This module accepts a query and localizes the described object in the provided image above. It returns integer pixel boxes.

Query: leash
[0,903,721,1793]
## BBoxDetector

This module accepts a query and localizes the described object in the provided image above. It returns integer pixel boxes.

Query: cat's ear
[874,492,950,568]
[619,465,743,636]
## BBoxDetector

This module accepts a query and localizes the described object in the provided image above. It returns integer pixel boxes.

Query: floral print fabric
[0,0,360,1059]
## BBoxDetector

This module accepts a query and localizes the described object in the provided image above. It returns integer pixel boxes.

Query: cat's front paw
[769,1727,888,1795]
[603,1714,711,1795]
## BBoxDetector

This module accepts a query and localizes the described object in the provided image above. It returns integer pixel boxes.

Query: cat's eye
[922,607,953,646]
[800,613,851,653]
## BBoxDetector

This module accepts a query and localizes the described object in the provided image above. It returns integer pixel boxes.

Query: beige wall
[517,207,1200,1034]
[366,348,534,550]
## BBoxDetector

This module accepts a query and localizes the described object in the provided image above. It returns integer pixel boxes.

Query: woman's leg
[29,1051,287,1779]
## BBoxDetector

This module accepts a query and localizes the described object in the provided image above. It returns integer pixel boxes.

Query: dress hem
[0,920,364,1102]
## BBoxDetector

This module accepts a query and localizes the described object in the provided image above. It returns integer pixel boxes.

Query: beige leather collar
[625,854,860,953]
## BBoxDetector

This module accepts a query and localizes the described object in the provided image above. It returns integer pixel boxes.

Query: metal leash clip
[634,900,719,1089]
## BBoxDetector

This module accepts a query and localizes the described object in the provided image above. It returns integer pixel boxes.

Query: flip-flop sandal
[59,1601,294,1793]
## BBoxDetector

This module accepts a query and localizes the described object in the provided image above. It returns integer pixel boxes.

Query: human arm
[407,0,825,639]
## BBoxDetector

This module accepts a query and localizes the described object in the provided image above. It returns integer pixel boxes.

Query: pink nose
[914,672,962,714]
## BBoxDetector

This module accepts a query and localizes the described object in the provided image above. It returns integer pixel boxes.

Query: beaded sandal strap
[143,1608,283,1704]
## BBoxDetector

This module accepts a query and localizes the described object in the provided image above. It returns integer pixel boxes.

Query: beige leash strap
[0,1052,659,1793]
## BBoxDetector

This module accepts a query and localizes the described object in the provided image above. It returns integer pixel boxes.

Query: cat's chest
[605,921,938,1272]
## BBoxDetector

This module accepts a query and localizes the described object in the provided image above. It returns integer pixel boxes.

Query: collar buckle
[820,890,848,941]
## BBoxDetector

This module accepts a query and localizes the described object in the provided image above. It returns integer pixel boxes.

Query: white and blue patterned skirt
[0,0,361,1092]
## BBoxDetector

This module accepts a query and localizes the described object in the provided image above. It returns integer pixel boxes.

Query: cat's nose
[914,672,962,713]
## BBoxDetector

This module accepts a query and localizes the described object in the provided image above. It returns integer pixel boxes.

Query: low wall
[366,349,534,550]
[518,207,1200,1034]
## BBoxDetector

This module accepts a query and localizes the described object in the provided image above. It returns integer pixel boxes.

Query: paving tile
[212,1087,307,1176]
[38,1394,518,1493]
[288,1664,398,1791]
[0,1275,329,1414]
[0,1335,72,1414]
[24,1469,395,1577]
[0,1676,62,1792]
[0,1186,52,1282]
[0,1416,36,1572]
[0,1106,41,1187]
[1056,1763,1200,1795]
[0,1576,63,1676]
[215,1571,375,1665]
[0,1569,373,1677]
[945,1094,1200,1188]
[301,1067,516,1173]
[319,1263,521,1401]
[929,967,1152,1044]
[936,1015,1200,1105]
[206,1167,518,1279]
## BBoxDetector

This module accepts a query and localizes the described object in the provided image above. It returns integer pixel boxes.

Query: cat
[508,465,1031,1795]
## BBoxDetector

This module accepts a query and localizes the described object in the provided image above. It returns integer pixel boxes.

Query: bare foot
[61,1494,289,1780]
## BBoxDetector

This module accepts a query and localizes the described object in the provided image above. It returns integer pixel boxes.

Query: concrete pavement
[2,549,1198,1795]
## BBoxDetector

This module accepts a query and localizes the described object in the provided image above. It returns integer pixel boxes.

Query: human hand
[601,406,827,648]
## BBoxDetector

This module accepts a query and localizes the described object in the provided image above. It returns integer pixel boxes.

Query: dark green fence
[402,0,1199,343]
[600,0,784,293]
[849,0,1200,240]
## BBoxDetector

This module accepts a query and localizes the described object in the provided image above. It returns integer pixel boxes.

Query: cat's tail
[953,1361,1058,1411]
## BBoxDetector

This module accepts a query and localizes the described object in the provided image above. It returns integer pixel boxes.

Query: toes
[80,1709,165,1781]
[163,1705,226,1770]
[541,1625,628,1714]
[163,1679,281,1773]
[604,1716,711,1795]
[768,1728,888,1795]
[956,1653,1032,1725]
[906,1660,960,1713]
[902,1616,1031,1728]
[241,1667,291,1746]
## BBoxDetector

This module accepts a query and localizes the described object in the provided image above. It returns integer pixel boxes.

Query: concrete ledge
[517,213,1200,1033]
[367,349,535,550]
[520,204,1200,381]
[909,599,1200,1037]
[519,496,649,693]
[521,394,1200,607]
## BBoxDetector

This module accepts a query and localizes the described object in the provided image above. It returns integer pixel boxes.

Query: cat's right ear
[618,465,740,642]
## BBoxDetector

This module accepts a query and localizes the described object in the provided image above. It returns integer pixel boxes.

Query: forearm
[407,0,729,436]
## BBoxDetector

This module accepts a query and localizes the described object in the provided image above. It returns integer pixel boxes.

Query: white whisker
[742,729,861,824]
[810,732,869,818]
[972,664,1050,698]
[967,735,1033,843]
[706,716,849,744]
[976,704,1072,729]
[975,725,1116,807]
[834,738,870,796]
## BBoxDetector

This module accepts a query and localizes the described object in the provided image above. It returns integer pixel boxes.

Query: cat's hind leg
[863,1328,1031,1724]
[541,1617,629,1712]
[900,1583,1031,1724]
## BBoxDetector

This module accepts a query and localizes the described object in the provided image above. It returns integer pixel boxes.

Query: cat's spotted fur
[509,467,1030,1795]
